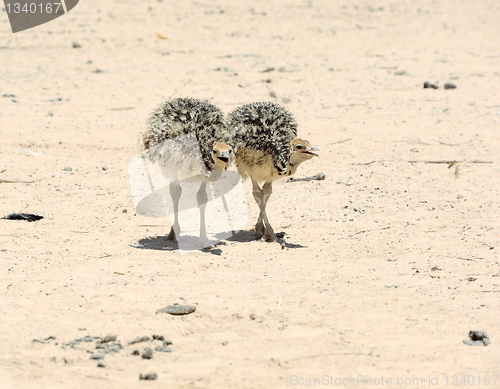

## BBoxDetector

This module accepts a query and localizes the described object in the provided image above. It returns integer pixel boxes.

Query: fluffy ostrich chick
[228,101,318,242]
[142,97,232,248]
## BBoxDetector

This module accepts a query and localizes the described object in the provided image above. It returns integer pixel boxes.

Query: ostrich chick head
[212,142,232,170]
[290,139,319,164]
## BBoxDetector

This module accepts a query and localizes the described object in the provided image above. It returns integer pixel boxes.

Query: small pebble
[152,335,164,341]
[131,350,140,356]
[90,354,104,360]
[423,81,438,89]
[139,373,157,381]
[97,335,117,344]
[102,166,108,170]
[63,166,72,171]
[107,345,122,354]
[129,336,150,345]
[142,347,153,359]
[97,362,105,368]
[463,330,491,346]
[72,42,81,48]
[162,339,173,346]
[444,82,457,89]
[80,336,95,342]
[156,304,196,316]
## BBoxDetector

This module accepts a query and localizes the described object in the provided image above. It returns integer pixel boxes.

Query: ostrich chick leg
[197,180,212,248]
[261,182,277,242]
[166,181,182,242]
[251,179,265,238]
[252,179,278,242]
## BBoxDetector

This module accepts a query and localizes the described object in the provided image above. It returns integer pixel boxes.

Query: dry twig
[457,256,483,261]
[330,138,352,145]
[0,178,33,183]
[353,159,492,166]
[349,225,390,237]
[286,172,326,182]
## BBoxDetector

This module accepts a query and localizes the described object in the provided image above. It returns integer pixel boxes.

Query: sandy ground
[1,0,500,387]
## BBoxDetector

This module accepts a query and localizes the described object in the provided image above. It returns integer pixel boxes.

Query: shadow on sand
[133,230,307,254]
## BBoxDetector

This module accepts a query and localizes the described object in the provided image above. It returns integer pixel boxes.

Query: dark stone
[463,330,491,346]
[139,373,157,381]
[142,347,154,359]
[4,213,43,222]
[423,81,438,89]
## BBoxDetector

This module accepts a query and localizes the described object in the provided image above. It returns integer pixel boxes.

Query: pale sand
[1,0,499,387]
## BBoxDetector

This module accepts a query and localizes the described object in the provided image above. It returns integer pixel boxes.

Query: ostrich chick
[142,97,232,248]
[228,102,318,242]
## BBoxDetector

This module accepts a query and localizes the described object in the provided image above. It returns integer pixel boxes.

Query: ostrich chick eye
[296,145,303,150]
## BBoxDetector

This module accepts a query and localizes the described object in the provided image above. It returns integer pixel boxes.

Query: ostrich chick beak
[217,150,230,164]
[302,145,319,158]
